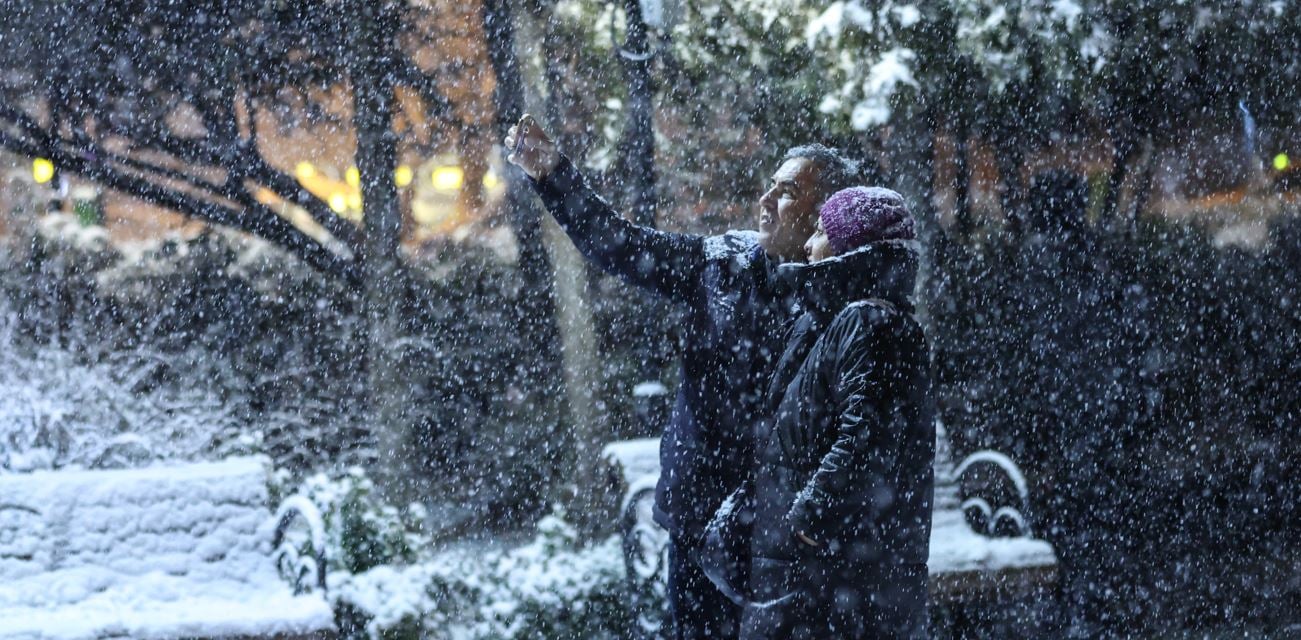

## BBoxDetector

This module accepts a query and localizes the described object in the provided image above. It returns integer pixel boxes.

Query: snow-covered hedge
[0,213,335,472]
[0,282,243,472]
[277,467,425,576]
[282,469,633,640]
[332,515,630,640]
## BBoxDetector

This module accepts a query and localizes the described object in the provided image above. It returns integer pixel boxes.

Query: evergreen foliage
[930,206,1301,632]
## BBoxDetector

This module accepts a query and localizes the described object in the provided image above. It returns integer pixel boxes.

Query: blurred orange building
[3,0,504,249]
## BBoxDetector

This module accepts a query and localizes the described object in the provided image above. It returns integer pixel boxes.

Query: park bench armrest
[273,495,329,595]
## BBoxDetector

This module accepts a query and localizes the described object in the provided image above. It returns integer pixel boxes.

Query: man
[505,115,860,638]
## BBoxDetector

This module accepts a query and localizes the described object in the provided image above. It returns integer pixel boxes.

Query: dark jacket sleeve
[531,157,706,302]
[784,306,898,542]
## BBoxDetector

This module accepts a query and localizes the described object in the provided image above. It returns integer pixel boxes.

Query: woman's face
[804,218,834,262]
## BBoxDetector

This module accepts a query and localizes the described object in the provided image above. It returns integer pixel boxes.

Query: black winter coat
[531,158,795,540]
[728,240,935,639]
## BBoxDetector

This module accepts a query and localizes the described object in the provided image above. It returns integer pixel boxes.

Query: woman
[705,186,935,639]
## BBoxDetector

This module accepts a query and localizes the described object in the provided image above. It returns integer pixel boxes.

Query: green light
[1274,153,1290,171]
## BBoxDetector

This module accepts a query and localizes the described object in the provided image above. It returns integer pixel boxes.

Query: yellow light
[253,187,282,206]
[346,166,361,187]
[394,165,413,187]
[32,158,54,184]
[482,171,500,189]
[328,192,348,213]
[346,192,362,210]
[295,161,316,181]
[431,165,464,192]
[1274,153,1290,171]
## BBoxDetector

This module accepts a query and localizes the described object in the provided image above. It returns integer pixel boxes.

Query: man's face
[758,158,824,261]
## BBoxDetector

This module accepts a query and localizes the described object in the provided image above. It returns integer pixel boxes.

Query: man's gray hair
[782,143,862,197]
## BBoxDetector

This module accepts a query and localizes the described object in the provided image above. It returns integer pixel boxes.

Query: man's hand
[504,114,560,180]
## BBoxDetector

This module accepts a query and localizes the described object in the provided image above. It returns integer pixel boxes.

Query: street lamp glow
[394,165,413,187]
[32,158,55,184]
[431,165,464,192]
[295,161,316,181]
[1274,153,1290,171]
[346,166,361,187]
[482,171,500,189]
[328,192,348,213]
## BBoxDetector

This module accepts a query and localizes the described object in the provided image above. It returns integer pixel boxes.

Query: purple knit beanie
[819,186,915,255]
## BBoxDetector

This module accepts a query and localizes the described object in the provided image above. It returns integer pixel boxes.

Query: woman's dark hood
[777,239,919,317]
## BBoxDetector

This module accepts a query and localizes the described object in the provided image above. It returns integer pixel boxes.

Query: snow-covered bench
[926,425,1057,600]
[0,457,334,640]
[605,425,1058,632]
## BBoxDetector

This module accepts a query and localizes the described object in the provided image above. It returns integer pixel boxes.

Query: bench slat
[0,458,333,640]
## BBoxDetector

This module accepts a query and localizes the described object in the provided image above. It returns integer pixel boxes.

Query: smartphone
[514,115,532,154]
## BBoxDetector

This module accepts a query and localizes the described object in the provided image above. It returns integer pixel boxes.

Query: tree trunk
[352,0,410,503]
[541,216,614,536]
[1128,136,1157,226]
[995,133,1026,235]
[884,104,936,227]
[482,0,572,513]
[537,7,617,537]
[874,100,936,335]
[621,0,657,227]
[893,104,938,223]
[618,0,670,436]
[482,0,562,379]
[1103,125,1137,226]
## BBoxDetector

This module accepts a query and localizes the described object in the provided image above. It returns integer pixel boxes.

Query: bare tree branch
[0,126,360,284]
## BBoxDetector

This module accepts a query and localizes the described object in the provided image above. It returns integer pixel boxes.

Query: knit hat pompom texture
[819,186,915,255]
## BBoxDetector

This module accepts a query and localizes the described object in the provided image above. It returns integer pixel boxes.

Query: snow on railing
[992,506,1029,535]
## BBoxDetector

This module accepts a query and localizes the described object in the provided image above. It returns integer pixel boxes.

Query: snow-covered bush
[280,467,425,576]
[0,217,336,471]
[328,508,632,640]
[270,462,629,639]
[0,235,244,471]
[0,211,571,527]
[275,466,632,639]
[462,513,630,639]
